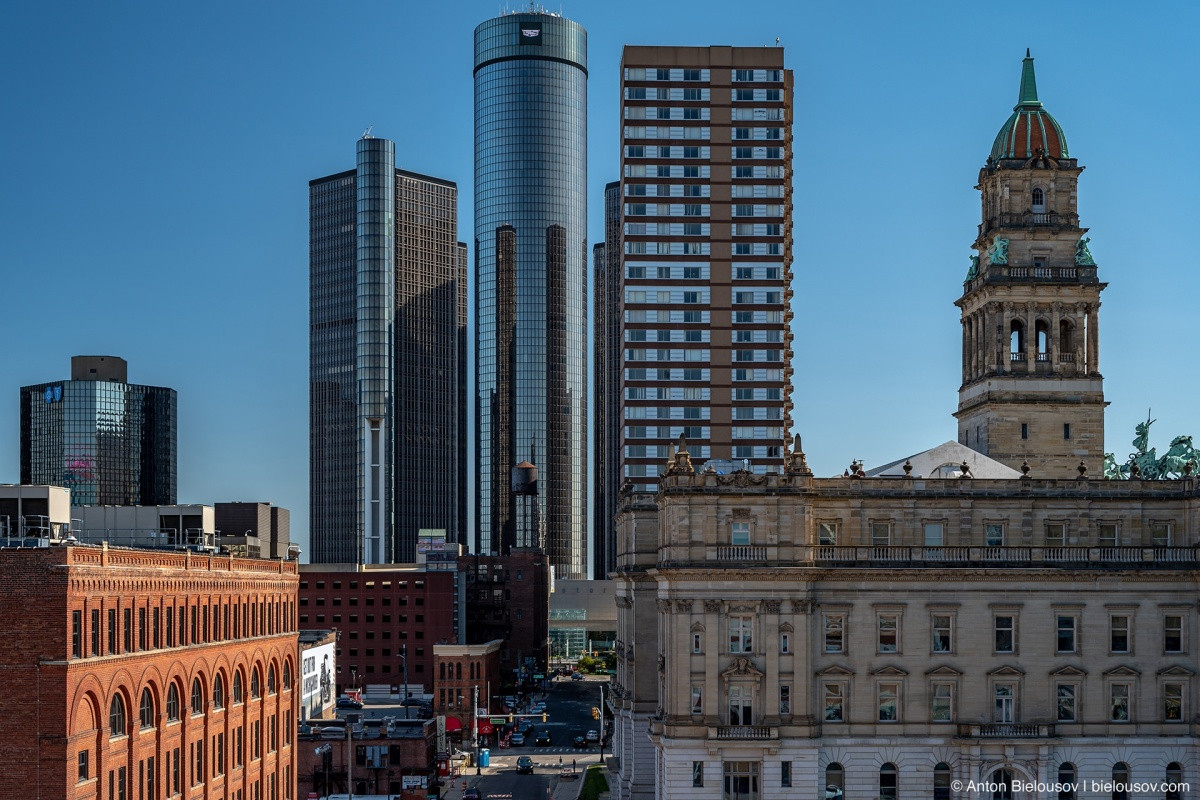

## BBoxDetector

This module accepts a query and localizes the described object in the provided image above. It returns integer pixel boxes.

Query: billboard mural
[301,641,336,720]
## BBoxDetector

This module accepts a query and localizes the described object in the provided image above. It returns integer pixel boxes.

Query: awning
[445,716,463,731]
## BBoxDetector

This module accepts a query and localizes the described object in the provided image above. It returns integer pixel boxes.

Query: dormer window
[1031,187,1046,213]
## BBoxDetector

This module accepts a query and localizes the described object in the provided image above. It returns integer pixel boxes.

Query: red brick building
[298,564,458,696]
[298,719,436,798]
[432,640,503,734]
[459,550,549,682]
[0,544,298,800]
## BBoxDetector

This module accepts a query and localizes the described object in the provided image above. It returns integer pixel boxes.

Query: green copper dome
[990,51,1069,161]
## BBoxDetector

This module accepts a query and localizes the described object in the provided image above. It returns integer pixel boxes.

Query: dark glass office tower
[310,136,466,564]
[474,12,588,579]
[20,355,177,505]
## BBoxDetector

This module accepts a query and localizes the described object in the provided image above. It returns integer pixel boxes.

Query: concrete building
[610,54,1198,800]
[216,502,292,559]
[617,46,795,495]
[309,137,467,565]
[20,355,177,505]
[0,494,299,800]
[473,11,589,577]
[550,579,617,664]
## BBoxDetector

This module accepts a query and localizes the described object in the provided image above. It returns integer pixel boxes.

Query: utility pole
[598,682,605,764]
[474,685,482,776]
[346,724,354,800]
[401,644,409,719]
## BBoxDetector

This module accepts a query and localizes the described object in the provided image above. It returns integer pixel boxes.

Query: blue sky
[2,1,1197,556]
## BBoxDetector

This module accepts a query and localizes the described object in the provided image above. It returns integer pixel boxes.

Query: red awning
[477,721,494,735]
[445,716,463,732]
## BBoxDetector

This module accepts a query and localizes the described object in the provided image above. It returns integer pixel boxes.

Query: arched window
[1010,320,1026,357]
[1058,763,1077,800]
[1112,763,1130,800]
[251,667,261,699]
[1036,320,1050,357]
[268,664,277,695]
[212,674,224,710]
[283,661,292,690]
[992,769,1014,800]
[139,688,155,730]
[934,763,951,800]
[109,695,127,738]
[825,764,845,800]
[1032,187,1046,212]
[166,683,180,721]
[233,670,244,704]
[191,678,204,715]
[1166,763,1183,800]
[880,763,898,800]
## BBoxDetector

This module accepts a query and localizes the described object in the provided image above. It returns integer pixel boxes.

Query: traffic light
[542,713,548,723]
[591,707,600,719]
[508,714,514,724]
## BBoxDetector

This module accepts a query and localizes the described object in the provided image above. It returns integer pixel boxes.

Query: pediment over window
[816,664,854,677]
[988,665,1025,677]
[869,665,909,677]
[925,665,963,677]
[690,622,705,633]
[779,622,794,633]
[1050,665,1088,677]
[1103,665,1141,677]
[721,657,764,679]
[1157,665,1194,677]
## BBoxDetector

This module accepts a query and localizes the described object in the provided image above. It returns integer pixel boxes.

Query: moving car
[336,697,363,710]
[510,732,525,746]
[572,734,588,749]
[571,672,583,681]
[585,729,600,743]
[516,756,535,774]
[534,729,552,746]
[464,789,484,800]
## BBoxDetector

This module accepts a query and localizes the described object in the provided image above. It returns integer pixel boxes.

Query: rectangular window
[823,614,844,653]
[985,523,1004,546]
[692,632,702,654]
[138,608,147,651]
[779,684,790,715]
[870,522,891,546]
[91,609,100,656]
[931,683,954,722]
[1098,523,1119,547]
[781,761,792,788]
[722,762,760,800]
[729,616,753,653]
[1164,614,1184,653]
[994,615,1015,653]
[107,608,116,654]
[731,521,750,545]
[1064,423,1072,439]
[1021,422,1029,439]
[1164,682,1184,721]
[1056,684,1077,722]
[1046,523,1066,547]
[693,762,704,788]
[1110,683,1130,721]
[818,522,838,546]
[877,614,899,653]
[931,614,953,653]
[780,631,790,654]
[77,749,89,782]
[822,683,844,722]
[924,523,944,547]
[1056,614,1077,653]
[878,683,899,722]
[152,607,160,649]
[72,610,82,658]
[1152,522,1172,547]
[1110,615,1130,653]
[993,683,1015,723]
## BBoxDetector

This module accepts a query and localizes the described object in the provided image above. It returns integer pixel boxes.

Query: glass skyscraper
[474,12,588,578]
[20,355,177,505]
[310,136,466,564]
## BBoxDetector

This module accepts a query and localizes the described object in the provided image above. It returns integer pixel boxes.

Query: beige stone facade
[612,467,1199,800]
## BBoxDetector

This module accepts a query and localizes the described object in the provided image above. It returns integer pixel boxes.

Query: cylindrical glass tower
[355,136,395,564]
[474,12,588,578]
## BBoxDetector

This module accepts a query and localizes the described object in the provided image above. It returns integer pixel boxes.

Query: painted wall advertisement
[300,642,336,721]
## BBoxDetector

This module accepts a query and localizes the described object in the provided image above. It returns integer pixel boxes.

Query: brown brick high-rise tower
[956,52,1106,477]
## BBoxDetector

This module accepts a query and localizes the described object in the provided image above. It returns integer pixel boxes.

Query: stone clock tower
[955,52,1107,478]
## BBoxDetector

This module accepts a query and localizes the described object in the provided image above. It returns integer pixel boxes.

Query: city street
[446,675,611,800]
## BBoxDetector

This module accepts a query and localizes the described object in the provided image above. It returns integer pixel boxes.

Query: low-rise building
[299,630,338,721]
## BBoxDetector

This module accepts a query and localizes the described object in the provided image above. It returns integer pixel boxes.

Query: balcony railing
[710,725,778,740]
[809,546,1197,566]
[716,545,768,561]
[958,723,1055,738]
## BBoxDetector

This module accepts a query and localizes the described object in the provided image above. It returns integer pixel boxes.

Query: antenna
[361,126,374,140]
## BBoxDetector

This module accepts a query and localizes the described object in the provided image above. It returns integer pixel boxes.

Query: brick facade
[0,545,298,800]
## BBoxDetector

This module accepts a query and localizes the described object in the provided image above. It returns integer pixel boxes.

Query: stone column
[1001,303,1013,373]
[704,599,721,725]
[1024,301,1037,371]
[763,599,781,723]
[1088,302,1100,374]
[1050,302,1062,372]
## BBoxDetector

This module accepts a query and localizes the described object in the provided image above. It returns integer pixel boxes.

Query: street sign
[490,717,506,724]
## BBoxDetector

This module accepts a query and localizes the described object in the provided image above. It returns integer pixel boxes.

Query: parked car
[534,729,552,746]
[585,729,600,743]
[572,734,588,749]
[571,671,583,681]
[518,719,535,735]
[516,756,535,774]
[336,697,363,710]
[510,732,525,746]
[463,789,484,800]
